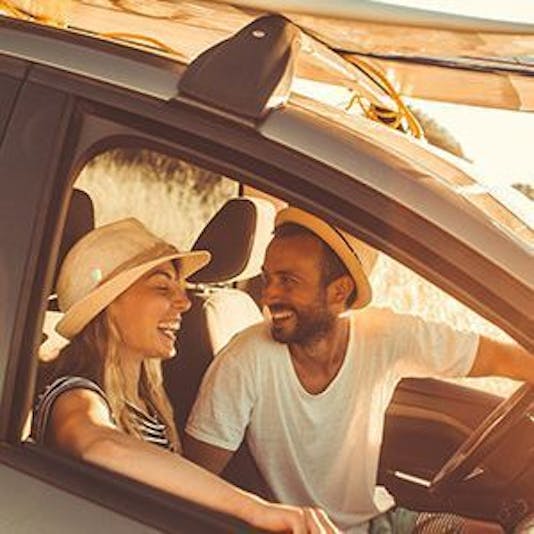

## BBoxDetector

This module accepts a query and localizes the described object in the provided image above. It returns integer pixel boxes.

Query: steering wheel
[430,382,534,494]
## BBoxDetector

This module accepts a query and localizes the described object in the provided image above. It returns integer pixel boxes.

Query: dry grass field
[64,148,522,399]
[76,149,238,249]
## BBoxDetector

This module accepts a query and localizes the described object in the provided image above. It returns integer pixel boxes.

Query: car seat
[164,196,275,430]
[163,196,275,497]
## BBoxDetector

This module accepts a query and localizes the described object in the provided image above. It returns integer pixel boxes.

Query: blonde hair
[39,311,181,452]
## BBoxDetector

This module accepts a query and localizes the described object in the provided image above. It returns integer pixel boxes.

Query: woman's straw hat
[56,218,211,339]
[275,207,377,309]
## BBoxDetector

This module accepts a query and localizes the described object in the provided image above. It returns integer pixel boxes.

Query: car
[0,2,532,533]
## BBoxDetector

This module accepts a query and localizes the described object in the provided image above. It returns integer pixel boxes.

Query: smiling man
[184,207,533,533]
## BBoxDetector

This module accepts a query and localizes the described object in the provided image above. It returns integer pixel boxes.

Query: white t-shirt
[186,307,479,533]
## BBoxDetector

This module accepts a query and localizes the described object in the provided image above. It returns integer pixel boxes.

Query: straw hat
[56,218,211,339]
[274,207,377,309]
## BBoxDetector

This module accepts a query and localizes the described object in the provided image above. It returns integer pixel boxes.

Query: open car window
[39,147,521,399]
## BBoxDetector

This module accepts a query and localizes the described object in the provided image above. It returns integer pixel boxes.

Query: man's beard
[270,294,336,345]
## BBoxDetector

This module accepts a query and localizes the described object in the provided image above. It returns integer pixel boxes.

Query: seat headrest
[52,188,95,291]
[189,197,275,284]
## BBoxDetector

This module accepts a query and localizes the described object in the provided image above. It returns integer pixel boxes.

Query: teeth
[158,321,180,341]
[271,311,293,320]
[158,322,180,331]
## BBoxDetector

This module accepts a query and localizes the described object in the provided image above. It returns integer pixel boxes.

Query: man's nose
[261,279,280,306]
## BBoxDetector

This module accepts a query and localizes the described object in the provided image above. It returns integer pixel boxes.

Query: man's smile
[268,306,296,325]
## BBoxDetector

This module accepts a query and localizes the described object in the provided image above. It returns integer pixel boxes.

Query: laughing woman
[32,218,334,534]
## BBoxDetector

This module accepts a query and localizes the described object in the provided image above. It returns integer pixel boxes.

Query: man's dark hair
[274,223,357,307]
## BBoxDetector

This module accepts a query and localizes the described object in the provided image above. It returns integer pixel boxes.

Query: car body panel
[0,463,160,534]
[0,79,73,436]
[1,20,185,99]
[260,103,533,282]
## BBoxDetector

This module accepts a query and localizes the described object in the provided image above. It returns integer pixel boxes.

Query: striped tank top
[32,376,172,451]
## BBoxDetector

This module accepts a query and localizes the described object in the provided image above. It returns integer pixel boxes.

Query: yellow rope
[0,0,36,20]
[345,55,424,139]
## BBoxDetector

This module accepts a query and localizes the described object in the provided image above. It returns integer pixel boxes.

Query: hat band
[331,226,362,266]
[100,242,179,286]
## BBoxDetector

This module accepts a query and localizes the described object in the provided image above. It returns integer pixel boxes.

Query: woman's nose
[172,287,191,313]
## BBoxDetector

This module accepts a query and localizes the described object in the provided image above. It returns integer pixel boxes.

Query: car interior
[33,147,532,531]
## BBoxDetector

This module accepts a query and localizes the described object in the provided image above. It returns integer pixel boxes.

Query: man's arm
[183,434,234,475]
[468,336,534,383]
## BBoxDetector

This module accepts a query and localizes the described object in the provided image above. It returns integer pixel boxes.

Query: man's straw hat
[275,207,377,309]
[56,218,210,339]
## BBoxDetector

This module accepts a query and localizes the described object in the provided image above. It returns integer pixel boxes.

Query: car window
[368,253,520,398]
[39,148,519,402]
[19,127,527,534]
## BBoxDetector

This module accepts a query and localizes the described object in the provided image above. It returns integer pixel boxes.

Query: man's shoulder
[351,306,400,328]
[204,321,283,384]
[350,306,422,342]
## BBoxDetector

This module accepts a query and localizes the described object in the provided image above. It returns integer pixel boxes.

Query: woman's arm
[48,388,336,533]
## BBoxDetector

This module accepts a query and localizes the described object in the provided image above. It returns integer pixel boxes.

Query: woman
[33,217,335,533]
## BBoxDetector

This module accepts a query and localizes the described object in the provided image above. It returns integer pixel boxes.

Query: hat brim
[56,249,210,339]
[275,208,373,309]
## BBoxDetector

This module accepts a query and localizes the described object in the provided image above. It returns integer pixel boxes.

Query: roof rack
[178,14,299,122]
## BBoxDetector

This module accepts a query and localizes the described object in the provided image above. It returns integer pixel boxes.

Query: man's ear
[328,275,354,309]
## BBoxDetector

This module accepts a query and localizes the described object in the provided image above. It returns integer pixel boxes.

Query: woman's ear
[328,275,354,309]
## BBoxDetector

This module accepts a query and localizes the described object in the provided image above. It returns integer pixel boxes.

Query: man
[184,207,533,533]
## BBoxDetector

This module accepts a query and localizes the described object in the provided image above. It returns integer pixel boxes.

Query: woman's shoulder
[36,376,106,406]
[32,376,110,445]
